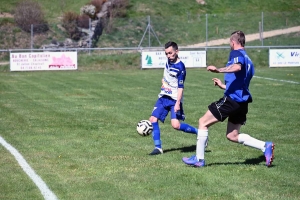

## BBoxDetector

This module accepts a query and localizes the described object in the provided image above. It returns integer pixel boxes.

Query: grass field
[0,66,299,200]
[1,0,299,199]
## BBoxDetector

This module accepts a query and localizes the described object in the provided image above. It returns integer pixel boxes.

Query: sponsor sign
[141,51,206,69]
[10,52,77,71]
[269,49,300,67]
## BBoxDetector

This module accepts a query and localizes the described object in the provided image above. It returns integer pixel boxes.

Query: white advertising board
[269,49,300,67]
[10,52,77,71]
[141,51,206,69]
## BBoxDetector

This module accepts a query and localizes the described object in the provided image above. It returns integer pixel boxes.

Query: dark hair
[230,30,245,47]
[165,41,178,50]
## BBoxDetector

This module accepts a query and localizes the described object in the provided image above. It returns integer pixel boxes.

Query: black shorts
[208,96,249,125]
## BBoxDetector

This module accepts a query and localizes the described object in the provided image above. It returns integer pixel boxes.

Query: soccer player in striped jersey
[149,41,198,155]
[182,31,275,167]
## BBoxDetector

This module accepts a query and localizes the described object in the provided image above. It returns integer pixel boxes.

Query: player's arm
[175,67,185,113]
[212,78,226,90]
[175,88,183,108]
[207,63,242,73]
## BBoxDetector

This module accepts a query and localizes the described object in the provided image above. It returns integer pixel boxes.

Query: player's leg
[170,103,197,134]
[171,119,197,134]
[149,115,163,155]
[227,121,265,149]
[182,96,232,167]
[182,109,218,167]
[228,103,275,167]
[149,98,168,155]
[228,122,274,166]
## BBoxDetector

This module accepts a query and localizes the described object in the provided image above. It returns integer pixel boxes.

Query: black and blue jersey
[224,49,255,102]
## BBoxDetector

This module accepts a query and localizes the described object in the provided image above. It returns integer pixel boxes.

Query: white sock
[238,133,265,152]
[196,129,208,160]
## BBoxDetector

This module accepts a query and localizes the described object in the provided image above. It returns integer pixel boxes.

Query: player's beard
[169,54,178,63]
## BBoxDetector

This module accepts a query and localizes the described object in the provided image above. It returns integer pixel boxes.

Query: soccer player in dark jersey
[182,31,275,167]
[149,41,198,155]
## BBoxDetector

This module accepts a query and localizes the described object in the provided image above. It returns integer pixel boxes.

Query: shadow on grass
[206,155,275,167]
[164,145,212,153]
[164,146,275,167]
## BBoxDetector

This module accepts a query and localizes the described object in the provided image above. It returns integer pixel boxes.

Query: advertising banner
[141,51,206,69]
[10,52,77,71]
[269,49,300,67]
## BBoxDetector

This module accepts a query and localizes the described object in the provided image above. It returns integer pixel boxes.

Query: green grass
[0,1,299,199]
[0,66,299,200]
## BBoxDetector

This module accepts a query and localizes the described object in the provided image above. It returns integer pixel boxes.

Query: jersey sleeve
[228,50,245,66]
[177,62,186,88]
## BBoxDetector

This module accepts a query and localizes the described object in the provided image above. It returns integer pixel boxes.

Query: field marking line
[0,136,58,200]
[254,76,300,84]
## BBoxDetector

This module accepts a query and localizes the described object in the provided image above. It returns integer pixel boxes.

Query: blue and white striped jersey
[158,60,186,101]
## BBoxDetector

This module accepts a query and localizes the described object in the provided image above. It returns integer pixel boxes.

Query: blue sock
[179,123,197,134]
[152,122,162,149]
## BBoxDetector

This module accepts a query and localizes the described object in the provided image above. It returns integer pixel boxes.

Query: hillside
[0,0,299,50]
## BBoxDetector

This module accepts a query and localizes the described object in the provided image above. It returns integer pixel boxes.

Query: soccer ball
[136,120,153,136]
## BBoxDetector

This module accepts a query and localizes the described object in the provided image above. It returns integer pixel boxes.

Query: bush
[89,0,107,14]
[77,14,90,29]
[14,0,49,33]
[80,4,96,19]
[62,12,81,40]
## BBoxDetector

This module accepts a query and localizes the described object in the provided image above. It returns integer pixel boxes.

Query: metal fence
[0,11,300,60]
[0,11,299,52]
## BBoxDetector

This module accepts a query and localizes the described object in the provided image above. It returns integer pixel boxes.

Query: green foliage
[0,18,15,26]
[1,0,299,49]
[127,0,300,17]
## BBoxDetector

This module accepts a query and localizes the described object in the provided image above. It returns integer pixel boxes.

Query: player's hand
[212,78,225,89]
[207,65,219,73]
[212,78,222,86]
[174,103,180,113]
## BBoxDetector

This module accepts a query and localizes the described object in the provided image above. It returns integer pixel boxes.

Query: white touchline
[254,76,300,84]
[0,136,58,200]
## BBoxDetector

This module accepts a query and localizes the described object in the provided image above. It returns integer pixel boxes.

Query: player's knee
[198,117,207,129]
[171,121,180,130]
[149,116,157,123]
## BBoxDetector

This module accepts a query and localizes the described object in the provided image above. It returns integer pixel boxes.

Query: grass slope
[2,0,299,18]
[0,0,299,49]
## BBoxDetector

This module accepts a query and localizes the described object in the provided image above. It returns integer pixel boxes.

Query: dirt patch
[0,12,13,18]
[185,26,300,47]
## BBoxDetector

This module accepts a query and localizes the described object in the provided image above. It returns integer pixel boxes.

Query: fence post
[31,24,33,50]
[261,12,264,46]
[259,22,262,41]
[148,16,151,47]
[89,18,91,55]
[206,14,208,47]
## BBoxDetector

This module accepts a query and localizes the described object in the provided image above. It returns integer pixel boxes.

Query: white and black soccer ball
[136,120,153,136]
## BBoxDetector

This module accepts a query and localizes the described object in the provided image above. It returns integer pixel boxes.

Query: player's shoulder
[175,60,186,70]
[230,49,244,57]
